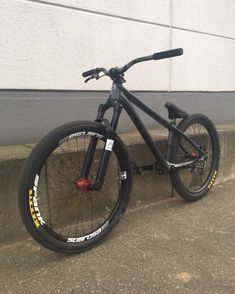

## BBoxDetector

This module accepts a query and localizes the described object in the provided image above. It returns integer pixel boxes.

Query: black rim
[175,122,215,194]
[29,132,123,242]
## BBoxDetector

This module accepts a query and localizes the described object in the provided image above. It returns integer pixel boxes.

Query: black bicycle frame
[81,81,205,191]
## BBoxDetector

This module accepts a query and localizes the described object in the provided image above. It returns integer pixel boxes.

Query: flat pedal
[131,161,153,175]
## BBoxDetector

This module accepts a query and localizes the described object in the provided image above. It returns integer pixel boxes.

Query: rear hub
[191,151,198,159]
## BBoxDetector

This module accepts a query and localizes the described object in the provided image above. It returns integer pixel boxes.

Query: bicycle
[18,48,220,253]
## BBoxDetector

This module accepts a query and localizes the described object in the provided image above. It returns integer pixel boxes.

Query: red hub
[75,178,91,192]
[191,151,198,159]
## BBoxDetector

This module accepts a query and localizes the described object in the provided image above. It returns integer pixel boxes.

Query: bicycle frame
[81,81,206,191]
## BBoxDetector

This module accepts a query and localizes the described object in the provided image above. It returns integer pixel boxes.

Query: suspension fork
[79,103,111,178]
[80,102,123,191]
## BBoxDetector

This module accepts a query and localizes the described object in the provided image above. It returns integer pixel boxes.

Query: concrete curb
[0,123,234,246]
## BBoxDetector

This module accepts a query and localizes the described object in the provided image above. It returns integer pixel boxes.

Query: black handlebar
[82,69,95,78]
[153,48,183,60]
[82,48,183,79]
[82,67,107,78]
[119,48,183,74]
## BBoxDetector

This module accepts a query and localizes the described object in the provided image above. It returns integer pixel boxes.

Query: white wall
[0,0,234,91]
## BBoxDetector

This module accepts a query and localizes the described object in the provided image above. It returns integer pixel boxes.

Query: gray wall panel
[0,90,234,145]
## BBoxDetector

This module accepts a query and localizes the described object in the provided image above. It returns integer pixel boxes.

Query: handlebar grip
[153,48,183,60]
[82,69,95,77]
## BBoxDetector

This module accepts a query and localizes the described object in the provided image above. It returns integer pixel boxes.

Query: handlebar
[82,67,107,78]
[153,48,183,60]
[82,48,183,80]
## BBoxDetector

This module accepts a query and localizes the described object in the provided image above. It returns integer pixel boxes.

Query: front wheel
[170,114,220,201]
[19,121,132,253]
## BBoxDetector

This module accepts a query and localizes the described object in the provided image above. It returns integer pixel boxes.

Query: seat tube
[166,130,174,161]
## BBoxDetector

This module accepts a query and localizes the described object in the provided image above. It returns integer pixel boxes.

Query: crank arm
[167,160,195,170]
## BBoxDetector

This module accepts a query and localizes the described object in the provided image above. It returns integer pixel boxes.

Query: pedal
[153,161,168,175]
[131,161,153,175]
[131,161,142,175]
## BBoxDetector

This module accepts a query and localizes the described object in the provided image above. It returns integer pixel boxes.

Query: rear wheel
[170,114,220,201]
[19,121,132,253]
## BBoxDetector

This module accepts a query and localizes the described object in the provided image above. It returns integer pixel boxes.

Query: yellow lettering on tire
[208,170,218,189]
[29,189,40,228]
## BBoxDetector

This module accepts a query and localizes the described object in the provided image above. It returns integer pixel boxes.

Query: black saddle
[165,101,189,120]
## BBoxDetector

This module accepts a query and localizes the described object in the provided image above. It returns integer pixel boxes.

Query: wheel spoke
[174,119,217,195]
[33,130,123,242]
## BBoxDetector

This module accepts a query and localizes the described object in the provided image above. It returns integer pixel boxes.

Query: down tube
[119,95,168,170]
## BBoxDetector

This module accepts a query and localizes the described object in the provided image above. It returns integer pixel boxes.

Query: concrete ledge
[0,123,235,246]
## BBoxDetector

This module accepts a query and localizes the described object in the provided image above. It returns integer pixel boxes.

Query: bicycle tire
[19,121,132,253]
[170,114,220,201]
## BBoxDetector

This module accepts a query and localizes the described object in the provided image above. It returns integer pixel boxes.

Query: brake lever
[85,73,102,83]
[85,76,93,83]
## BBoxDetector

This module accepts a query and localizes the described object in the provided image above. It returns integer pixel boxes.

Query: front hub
[75,178,91,192]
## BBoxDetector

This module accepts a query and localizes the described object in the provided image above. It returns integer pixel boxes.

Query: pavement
[0,179,235,294]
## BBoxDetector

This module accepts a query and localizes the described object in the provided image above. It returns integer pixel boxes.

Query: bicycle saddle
[165,101,189,120]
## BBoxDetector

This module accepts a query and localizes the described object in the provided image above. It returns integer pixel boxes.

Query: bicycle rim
[29,131,122,242]
[175,122,214,193]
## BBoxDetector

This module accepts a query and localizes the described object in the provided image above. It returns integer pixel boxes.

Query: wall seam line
[24,0,235,41]
[169,0,173,92]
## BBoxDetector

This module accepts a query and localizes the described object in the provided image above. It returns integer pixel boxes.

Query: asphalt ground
[0,179,235,294]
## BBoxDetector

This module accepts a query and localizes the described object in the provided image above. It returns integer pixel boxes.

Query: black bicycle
[19,48,220,253]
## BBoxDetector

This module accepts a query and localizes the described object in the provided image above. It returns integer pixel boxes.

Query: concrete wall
[0,90,235,146]
[0,1,234,145]
[0,0,234,91]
